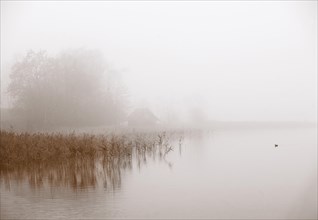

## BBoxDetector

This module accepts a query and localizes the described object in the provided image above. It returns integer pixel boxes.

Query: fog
[1,2,317,219]
[1,1,317,127]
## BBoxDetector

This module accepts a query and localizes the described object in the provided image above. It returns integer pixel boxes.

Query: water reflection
[0,131,183,191]
[1,128,316,219]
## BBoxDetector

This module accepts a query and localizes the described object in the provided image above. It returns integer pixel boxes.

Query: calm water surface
[1,127,317,219]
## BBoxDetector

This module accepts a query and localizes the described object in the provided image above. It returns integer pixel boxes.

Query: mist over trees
[7,48,127,130]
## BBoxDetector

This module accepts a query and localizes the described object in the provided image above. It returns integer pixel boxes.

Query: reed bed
[0,130,181,170]
[0,129,184,190]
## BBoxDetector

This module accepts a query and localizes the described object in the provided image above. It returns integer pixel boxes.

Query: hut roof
[128,108,158,121]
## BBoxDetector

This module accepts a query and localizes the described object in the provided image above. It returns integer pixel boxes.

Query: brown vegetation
[0,130,183,190]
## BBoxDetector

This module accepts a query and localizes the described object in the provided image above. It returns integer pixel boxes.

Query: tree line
[7,48,127,130]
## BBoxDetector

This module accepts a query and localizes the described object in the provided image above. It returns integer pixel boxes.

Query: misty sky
[1,1,317,122]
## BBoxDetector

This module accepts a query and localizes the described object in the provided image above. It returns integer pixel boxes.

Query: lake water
[1,127,317,219]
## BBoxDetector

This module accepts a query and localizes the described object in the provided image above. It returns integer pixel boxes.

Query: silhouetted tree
[8,49,127,130]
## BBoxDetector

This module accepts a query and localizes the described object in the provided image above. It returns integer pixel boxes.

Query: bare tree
[8,49,127,130]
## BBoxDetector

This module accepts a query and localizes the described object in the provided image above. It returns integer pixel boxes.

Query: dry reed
[0,129,184,189]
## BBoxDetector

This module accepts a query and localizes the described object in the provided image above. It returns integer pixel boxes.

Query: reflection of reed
[0,130,184,190]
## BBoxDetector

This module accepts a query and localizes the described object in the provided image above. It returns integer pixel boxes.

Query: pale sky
[1,1,317,122]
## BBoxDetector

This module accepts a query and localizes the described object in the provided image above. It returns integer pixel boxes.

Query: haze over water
[1,127,317,219]
[0,1,317,219]
[1,1,317,122]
